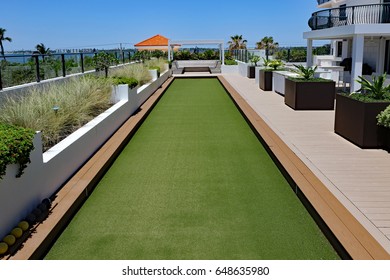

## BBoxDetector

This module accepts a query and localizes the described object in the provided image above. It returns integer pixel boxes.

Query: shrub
[0,123,35,179]
[377,105,390,128]
[93,52,119,78]
[225,59,238,65]
[291,64,317,80]
[112,76,138,89]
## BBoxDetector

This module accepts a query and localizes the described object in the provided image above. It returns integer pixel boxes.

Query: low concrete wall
[221,65,239,74]
[254,66,264,85]
[0,70,170,239]
[237,61,249,77]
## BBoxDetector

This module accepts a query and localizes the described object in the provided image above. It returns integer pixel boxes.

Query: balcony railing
[317,0,331,5]
[309,3,390,30]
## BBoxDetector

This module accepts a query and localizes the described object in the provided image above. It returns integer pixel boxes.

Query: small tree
[250,55,261,66]
[93,52,118,78]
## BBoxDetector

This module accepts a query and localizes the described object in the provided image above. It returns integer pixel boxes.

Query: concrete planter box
[273,71,299,95]
[0,70,170,239]
[284,78,335,110]
[334,94,390,148]
[148,69,159,81]
[259,70,273,91]
[247,66,256,78]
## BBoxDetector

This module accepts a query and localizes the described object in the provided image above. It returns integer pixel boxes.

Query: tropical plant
[35,43,51,61]
[351,73,390,100]
[268,60,284,70]
[291,64,317,80]
[0,28,12,59]
[377,105,390,128]
[227,35,247,52]
[256,36,278,60]
[93,52,119,78]
[250,55,261,66]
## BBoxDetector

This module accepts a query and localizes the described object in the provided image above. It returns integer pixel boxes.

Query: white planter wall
[0,70,170,239]
[237,61,249,77]
[221,65,239,74]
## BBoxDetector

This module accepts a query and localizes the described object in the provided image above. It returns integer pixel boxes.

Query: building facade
[304,0,390,92]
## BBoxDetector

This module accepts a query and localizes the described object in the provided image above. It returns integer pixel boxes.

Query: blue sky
[1,0,321,51]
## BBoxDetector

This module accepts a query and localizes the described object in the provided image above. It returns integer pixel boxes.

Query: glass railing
[0,50,136,90]
[309,3,390,30]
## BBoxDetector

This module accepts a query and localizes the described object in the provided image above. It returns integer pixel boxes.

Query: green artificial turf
[45,78,340,260]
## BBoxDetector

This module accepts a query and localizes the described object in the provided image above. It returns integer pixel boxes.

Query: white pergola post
[222,43,225,65]
[351,34,364,93]
[167,40,171,61]
[306,39,313,67]
[342,39,349,60]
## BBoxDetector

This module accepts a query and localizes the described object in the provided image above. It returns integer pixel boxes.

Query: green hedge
[112,76,139,89]
[0,123,35,179]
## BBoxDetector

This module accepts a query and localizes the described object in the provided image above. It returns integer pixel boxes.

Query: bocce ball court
[33,78,342,259]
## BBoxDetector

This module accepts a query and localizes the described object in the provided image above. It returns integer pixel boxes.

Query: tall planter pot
[284,79,335,110]
[334,94,390,148]
[259,70,273,91]
[378,126,390,152]
[247,66,255,78]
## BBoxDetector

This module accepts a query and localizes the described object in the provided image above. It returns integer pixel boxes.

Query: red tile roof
[135,34,170,47]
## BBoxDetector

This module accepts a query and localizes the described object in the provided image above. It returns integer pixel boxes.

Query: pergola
[168,40,225,65]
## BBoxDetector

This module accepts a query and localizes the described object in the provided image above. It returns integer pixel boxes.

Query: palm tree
[256,36,279,60]
[227,35,247,52]
[0,28,12,59]
[35,43,51,61]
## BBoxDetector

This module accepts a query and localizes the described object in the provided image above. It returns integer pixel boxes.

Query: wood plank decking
[221,74,390,259]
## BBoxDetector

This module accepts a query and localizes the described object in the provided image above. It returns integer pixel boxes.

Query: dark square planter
[247,66,255,78]
[378,126,390,152]
[334,94,390,148]
[259,70,273,91]
[284,78,335,110]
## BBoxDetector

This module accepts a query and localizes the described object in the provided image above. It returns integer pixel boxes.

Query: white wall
[364,38,380,71]
[0,70,171,239]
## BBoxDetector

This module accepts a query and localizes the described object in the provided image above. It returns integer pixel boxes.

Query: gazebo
[168,40,225,65]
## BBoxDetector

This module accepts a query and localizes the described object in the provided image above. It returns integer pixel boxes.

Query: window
[337,41,343,57]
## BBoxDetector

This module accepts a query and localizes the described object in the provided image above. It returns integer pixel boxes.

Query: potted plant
[335,73,390,148]
[247,55,260,79]
[259,59,283,91]
[284,64,335,110]
[377,105,390,151]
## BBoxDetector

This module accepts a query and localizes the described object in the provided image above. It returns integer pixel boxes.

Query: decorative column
[350,34,364,93]
[306,39,313,67]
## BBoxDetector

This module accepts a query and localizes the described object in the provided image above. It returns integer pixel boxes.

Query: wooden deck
[221,74,390,259]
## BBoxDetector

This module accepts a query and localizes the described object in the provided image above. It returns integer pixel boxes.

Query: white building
[304,0,390,92]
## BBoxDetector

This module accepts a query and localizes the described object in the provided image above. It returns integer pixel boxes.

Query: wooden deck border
[9,77,174,260]
[217,76,390,260]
